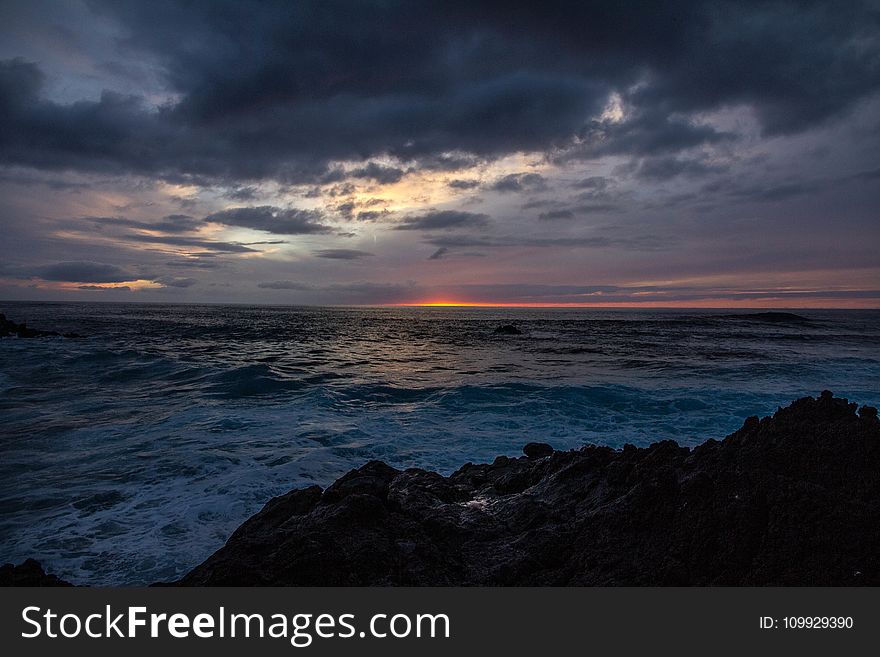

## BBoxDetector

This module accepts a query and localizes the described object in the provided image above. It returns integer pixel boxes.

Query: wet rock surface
[177,392,880,586]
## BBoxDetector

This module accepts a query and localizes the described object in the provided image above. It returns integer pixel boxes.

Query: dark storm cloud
[0,1,875,183]
[392,210,489,231]
[312,249,375,260]
[489,173,548,193]
[205,206,332,235]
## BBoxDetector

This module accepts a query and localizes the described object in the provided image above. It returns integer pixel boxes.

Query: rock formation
[179,392,880,586]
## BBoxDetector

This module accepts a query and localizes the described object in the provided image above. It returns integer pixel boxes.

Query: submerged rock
[494,324,523,335]
[178,392,880,586]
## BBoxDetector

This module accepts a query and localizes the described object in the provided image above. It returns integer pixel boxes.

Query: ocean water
[1,302,878,585]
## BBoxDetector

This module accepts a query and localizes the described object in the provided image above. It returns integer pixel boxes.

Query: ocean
[1,302,878,585]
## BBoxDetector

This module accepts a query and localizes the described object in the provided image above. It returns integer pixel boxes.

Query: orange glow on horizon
[393,297,879,309]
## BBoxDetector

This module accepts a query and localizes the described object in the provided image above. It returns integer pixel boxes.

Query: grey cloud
[636,155,729,181]
[120,233,258,253]
[348,162,405,184]
[392,210,489,231]
[32,261,137,283]
[223,186,259,201]
[205,206,332,234]
[447,179,481,190]
[257,280,311,290]
[538,209,575,220]
[573,176,610,190]
[154,275,198,287]
[428,247,449,260]
[312,249,375,260]
[1,2,877,185]
[424,232,669,250]
[77,284,131,291]
[92,214,200,233]
[489,172,548,193]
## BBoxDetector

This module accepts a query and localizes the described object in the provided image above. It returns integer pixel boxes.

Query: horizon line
[2,298,879,310]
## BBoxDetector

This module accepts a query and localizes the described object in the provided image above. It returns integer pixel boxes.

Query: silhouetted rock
[494,324,522,335]
[0,312,80,338]
[179,392,880,586]
[523,442,553,459]
[0,559,72,587]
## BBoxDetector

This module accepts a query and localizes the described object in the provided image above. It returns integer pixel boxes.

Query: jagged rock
[523,442,553,459]
[494,324,522,335]
[0,559,72,587]
[178,392,880,586]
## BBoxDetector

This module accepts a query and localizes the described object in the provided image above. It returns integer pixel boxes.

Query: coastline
[4,391,878,587]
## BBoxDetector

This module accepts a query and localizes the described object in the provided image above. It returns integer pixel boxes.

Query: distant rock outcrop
[0,312,80,338]
[494,324,523,335]
[177,392,880,586]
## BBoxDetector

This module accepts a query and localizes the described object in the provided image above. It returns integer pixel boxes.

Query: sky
[0,0,879,307]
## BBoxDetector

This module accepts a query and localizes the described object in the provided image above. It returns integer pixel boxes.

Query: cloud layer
[0,1,878,306]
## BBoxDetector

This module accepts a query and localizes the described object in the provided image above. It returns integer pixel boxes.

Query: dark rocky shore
[3,392,879,586]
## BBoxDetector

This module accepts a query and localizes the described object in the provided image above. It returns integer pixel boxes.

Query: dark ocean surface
[1,302,878,584]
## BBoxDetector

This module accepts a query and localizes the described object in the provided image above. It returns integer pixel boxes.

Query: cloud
[257,280,311,290]
[424,232,669,251]
[312,249,375,259]
[348,162,405,184]
[205,206,332,234]
[447,179,481,190]
[31,261,137,283]
[538,209,575,220]
[635,155,728,181]
[77,284,131,291]
[223,186,259,201]
[573,176,610,190]
[489,173,547,193]
[0,1,873,185]
[428,247,449,260]
[392,210,489,231]
[153,276,197,287]
[91,214,200,233]
[120,233,258,253]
